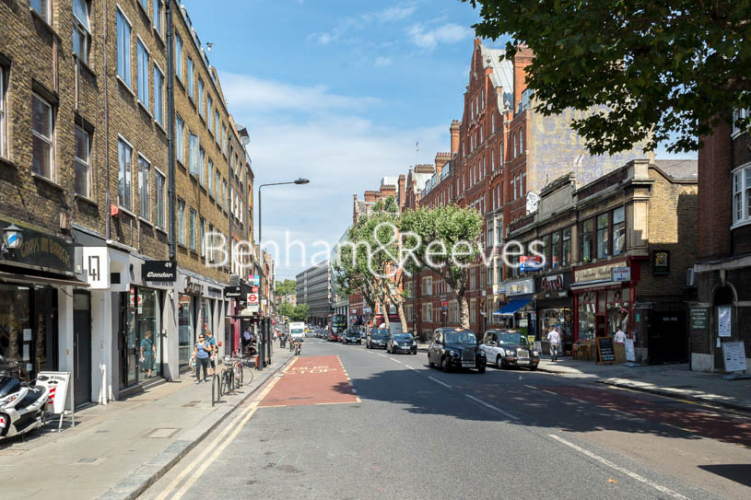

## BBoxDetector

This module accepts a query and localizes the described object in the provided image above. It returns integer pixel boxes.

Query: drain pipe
[104,0,111,240]
[166,0,176,260]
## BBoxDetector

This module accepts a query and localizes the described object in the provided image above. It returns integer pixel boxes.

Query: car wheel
[477,365,486,374]
[497,355,503,369]
[529,364,538,371]
[428,355,434,368]
[441,357,451,373]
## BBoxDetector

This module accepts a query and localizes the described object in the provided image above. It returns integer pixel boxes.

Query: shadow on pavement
[698,464,751,487]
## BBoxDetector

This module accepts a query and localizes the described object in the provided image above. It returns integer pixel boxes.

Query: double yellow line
[155,358,298,500]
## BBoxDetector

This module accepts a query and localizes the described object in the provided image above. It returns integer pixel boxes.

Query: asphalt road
[140,338,751,500]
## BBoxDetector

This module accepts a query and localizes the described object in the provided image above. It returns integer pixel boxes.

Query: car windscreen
[291,329,304,334]
[497,333,529,346]
[393,334,412,341]
[444,331,477,344]
[370,330,389,338]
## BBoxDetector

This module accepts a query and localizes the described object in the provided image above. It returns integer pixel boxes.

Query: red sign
[247,293,258,304]
[251,286,259,294]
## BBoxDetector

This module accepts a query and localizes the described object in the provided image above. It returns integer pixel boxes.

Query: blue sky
[181,0,694,280]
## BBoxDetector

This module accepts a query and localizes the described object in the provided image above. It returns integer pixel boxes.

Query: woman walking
[192,334,212,383]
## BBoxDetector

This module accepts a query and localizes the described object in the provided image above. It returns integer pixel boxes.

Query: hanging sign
[143,260,177,282]
[611,267,631,282]
[247,293,259,304]
[224,286,243,299]
[36,371,71,415]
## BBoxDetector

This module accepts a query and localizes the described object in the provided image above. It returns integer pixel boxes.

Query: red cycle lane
[547,385,751,448]
[259,355,359,408]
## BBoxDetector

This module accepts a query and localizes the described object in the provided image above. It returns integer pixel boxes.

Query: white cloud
[372,4,417,22]
[407,23,474,51]
[317,32,332,45]
[308,3,418,46]
[221,72,380,114]
[374,56,393,68]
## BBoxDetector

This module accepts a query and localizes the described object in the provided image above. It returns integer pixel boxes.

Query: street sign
[251,286,259,294]
[247,293,259,304]
[611,267,631,282]
[224,286,243,299]
[143,260,177,282]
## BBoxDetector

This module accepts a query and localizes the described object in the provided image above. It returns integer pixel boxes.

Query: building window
[189,209,197,251]
[155,169,165,228]
[215,112,220,142]
[596,213,609,259]
[513,174,518,199]
[732,165,751,225]
[200,217,206,256]
[116,9,132,86]
[189,133,199,176]
[612,206,626,255]
[153,0,163,36]
[31,0,50,23]
[207,96,213,132]
[177,198,185,246]
[222,180,228,211]
[208,223,214,262]
[175,33,183,81]
[138,156,150,220]
[513,132,517,157]
[521,172,526,195]
[175,114,185,163]
[187,57,194,98]
[199,147,205,187]
[0,66,5,158]
[215,170,221,201]
[222,124,227,155]
[137,39,149,105]
[118,138,132,210]
[208,160,214,197]
[581,219,593,263]
[562,227,571,267]
[198,78,204,118]
[32,94,54,179]
[551,231,560,268]
[154,65,164,125]
[732,108,749,137]
[72,0,91,64]
[74,125,90,197]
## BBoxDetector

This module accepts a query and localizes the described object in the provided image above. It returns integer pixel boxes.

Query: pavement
[140,339,751,500]
[413,340,751,415]
[0,346,294,500]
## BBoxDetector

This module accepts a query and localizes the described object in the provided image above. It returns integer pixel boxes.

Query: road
[140,338,751,500]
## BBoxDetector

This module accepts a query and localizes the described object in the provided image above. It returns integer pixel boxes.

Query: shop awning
[0,271,89,288]
[493,298,532,316]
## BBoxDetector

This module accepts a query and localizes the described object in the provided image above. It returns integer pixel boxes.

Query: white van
[289,322,306,341]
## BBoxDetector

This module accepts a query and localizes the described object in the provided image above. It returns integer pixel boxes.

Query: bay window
[612,206,626,255]
[732,164,751,225]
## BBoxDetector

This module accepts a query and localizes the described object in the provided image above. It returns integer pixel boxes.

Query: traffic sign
[251,286,259,294]
[247,293,259,304]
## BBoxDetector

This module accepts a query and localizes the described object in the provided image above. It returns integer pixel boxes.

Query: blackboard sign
[596,337,616,364]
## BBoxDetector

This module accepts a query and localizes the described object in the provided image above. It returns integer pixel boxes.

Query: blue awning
[493,298,532,316]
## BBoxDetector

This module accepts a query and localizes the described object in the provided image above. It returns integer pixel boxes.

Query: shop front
[0,220,87,389]
[119,286,164,388]
[534,272,574,355]
[571,259,638,361]
[493,278,535,337]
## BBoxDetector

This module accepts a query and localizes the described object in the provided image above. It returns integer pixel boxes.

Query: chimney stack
[450,120,461,156]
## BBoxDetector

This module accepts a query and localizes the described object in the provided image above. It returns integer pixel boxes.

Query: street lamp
[256,178,310,370]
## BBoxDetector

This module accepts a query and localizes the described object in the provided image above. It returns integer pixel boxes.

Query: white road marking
[465,394,519,421]
[406,365,420,372]
[549,434,691,500]
[572,398,589,404]
[524,384,537,390]
[542,389,557,396]
[428,376,452,389]
[390,358,402,364]
[377,353,388,358]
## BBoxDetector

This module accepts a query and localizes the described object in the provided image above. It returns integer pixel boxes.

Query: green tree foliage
[275,279,296,296]
[279,302,309,322]
[463,0,751,154]
[401,205,483,329]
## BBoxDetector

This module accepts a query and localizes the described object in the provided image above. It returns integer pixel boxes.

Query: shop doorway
[595,315,606,337]
[648,309,687,364]
[73,292,92,407]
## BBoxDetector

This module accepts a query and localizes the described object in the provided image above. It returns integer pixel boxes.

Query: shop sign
[540,274,564,292]
[507,278,534,296]
[83,247,109,289]
[611,267,631,282]
[224,286,243,299]
[143,260,177,282]
[519,255,542,272]
[574,262,622,283]
[492,284,505,295]
[248,275,260,285]
[690,308,708,330]
[625,338,636,362]
[1,221,75,274]
[247,293,259,305]
[652,250,670,275]
[722,341,747,373]
[717,306,732,337]
[36,371,71,415]
[441,301,449,309]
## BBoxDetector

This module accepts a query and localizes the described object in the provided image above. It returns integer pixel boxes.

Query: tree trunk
[396,299,408,334]
[458,293,470,330]
[380,300,390,329]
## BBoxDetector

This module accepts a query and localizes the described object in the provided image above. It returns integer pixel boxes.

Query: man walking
[547,325,561,362]
[614,327,627,344]
[206,329,218,376]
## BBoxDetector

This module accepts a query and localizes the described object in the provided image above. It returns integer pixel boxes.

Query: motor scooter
[0,357,49,441]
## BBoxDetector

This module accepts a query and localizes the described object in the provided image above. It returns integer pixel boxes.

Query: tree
[275,279,296,297]
[278,302,309,322]
[278,302,295,320]
[463,0,751,154]
[401,205,483,329]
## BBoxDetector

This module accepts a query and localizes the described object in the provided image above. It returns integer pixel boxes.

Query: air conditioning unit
[686,268,696,288]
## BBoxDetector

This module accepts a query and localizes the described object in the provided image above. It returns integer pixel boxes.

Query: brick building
[692,115,751,373]
[0,0,254,404]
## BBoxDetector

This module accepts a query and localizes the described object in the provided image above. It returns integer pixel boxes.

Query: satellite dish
[526,191,541,214]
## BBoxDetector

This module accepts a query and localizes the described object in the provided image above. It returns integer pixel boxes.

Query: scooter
[294,341,302,356]
[0,357,49,441]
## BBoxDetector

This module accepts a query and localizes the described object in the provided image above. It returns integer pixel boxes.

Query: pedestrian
[139,330,155,378]
[192,334,211,383]
[547,325,561,362]
[243,327,252,354]
[614,327,627,344]
[205,329,217,376]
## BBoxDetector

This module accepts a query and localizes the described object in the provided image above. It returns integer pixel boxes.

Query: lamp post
[256,178,309,370]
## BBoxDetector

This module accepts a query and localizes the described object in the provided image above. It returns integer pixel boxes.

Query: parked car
[427,327,486,373]
[387,333,417,355]
[328,330,340,342]
[343,330,361,345]
[366,329,390,349]
[481,330,539,370]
